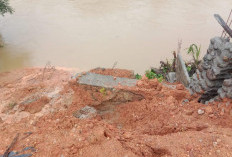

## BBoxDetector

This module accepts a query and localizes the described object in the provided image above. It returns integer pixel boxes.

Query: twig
[112,61,118,69]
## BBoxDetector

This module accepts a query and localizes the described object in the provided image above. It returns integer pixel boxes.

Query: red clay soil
[90,67,135,78]
[0,68,232,157]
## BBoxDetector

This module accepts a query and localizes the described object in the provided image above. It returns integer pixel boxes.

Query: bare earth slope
[0,68,232,157]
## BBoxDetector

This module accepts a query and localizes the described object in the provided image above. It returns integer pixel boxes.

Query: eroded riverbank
[0,67,232,156]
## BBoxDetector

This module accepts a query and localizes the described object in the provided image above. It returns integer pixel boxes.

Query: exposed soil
[0,68,232,157]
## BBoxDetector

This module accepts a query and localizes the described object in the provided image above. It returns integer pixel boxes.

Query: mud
[0,68,232,157]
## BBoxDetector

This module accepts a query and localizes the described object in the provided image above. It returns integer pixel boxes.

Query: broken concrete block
[166,72,176,83]
[176,54,190,87]
[189,37,232,103]
[75,72,137,88]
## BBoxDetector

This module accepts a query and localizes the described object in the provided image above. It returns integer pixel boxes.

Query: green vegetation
[135,70,164,82]
[145,70,164,82]
[135,44,202,82]
[99,87,107,95]
[185,44,201,77]
[186,44,201,67]
[186,65,192,72]
[135,73,142,80]
[0,0,13,16]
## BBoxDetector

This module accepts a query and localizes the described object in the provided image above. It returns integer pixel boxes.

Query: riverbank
[0,67,232,157]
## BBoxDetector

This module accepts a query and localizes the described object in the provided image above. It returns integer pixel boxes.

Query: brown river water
[0,0,231,74]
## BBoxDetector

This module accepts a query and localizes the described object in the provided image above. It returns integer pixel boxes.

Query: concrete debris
[176,54,191,87]
[218,78,232,99]
[166,72,176,83]
[75,72,137,88]
[189,37,232,103]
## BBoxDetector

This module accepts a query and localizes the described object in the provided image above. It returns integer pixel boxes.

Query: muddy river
[0,0,231,73]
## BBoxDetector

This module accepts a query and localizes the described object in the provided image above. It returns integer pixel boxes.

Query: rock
[182,99,189,104]
[73,106,97,119]
[198,109,205,115]
[166,72,176,83]
[213,141,218,147]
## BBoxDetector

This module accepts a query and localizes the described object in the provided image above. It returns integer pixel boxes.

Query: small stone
[198,109,205,115]
[230,110,232,116]
[167,72,176,83]
[182,99,189,104]
[216,150,220,153]
[213,142,217,147]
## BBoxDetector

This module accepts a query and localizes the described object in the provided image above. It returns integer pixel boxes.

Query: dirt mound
[90,67,135,78]
[0,68,232,157]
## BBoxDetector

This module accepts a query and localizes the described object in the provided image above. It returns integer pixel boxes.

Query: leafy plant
[186,44,201,67]
[135,73,142,80]
[99,87,106,95]
[186,65,192,72]
[145,70,164,82]
[0,0,14,16]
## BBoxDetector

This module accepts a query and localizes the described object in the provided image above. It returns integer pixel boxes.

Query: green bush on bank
[0,0,14,16]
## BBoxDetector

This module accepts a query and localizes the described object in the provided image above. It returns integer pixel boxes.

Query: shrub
[0,0,14,16]
[135,74,142,80]
[145,70,163,82]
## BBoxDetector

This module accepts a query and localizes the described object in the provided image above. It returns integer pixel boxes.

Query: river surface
[0,0,231,73]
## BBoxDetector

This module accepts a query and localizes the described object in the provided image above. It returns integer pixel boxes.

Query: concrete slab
[176,54,190,87]
[75,72,137,88]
